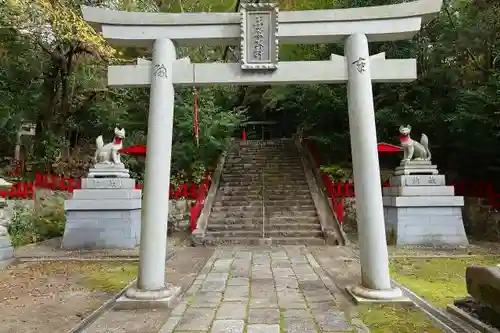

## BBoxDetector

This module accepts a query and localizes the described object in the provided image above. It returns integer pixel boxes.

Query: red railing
[304,139,500,223]
[305,139,345,224]
[134,182,204,200]
[189,173,212,232]
[2,173,207,200]
[0,173,82,199]
[328,179,500,207]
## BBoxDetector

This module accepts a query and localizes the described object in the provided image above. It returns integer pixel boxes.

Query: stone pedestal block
[0,183,13,265]
[61,167,142,249]
[0,232,13,263]
[383,161,468,246]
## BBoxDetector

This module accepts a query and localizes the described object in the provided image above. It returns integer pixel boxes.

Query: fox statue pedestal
[383,160,468,246]
[0,178,13,266]
[61,163,142,249]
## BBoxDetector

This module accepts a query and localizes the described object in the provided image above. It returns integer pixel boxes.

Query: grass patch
[390,256,500,308]
[358,304,441,333]
[77,261,138,293]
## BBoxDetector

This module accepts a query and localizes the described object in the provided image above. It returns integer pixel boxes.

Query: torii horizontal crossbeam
[82,0,442,46]
[108,57,416,87]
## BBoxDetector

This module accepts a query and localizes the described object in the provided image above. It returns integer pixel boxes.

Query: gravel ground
[0,233,195,333]
[0,261,125,333]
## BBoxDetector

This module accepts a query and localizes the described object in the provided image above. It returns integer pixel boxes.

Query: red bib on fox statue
[398,125,431,164]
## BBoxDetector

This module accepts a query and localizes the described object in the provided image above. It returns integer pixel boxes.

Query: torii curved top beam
[81,0,443,47]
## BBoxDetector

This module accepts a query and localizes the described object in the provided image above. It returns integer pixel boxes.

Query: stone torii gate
[82,0,443,307]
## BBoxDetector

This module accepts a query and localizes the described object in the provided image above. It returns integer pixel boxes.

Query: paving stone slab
[248,308,280,324]
[158,316,181,333]
[312,309,351,331]
[250,297,278,308]
[247,324,281,333]
[157,247,361,333]
[227,277,250,286]
[211,319,245,333]
[170,302,188,316]
[175,307,216,331]
[216,302,247,320]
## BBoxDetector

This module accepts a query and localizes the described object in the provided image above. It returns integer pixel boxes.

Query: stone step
[223,181,308,186]
[226,155,301,159]
[227,154,298,158]
[209,210,317,219]
[223,170,305,175]
[221,172,305,182]
[211,205,316,213]
[219,185,310,191]
[207,229,324,238]
[226,157,300,161]
[223,171,303,176]
[215,193,313,201]
[224,157,302,167]
[207,222,322,231]
[223,165,303,171]
[222,174,306,179]
[204,236,326,246]
[217,189,312,196]
[212,199,314,207]
[220,182,309,188]
[209,216,319,224]
[222,173,305,179]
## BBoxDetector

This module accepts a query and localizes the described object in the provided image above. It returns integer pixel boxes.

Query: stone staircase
[205,139,327,245]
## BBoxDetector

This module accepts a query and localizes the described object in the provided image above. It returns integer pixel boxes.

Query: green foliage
[8,197,66,247]
[8,203,39,247]
[320,164,348,181]
[1,0,500,186]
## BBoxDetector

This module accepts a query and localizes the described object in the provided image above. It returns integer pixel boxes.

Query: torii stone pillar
[117,38,181,307]
[344,34,403,301]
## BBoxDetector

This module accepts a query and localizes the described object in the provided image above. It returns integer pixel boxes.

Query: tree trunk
[33,64,60,167]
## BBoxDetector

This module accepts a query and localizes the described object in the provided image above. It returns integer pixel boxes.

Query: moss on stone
[77,261,138,293]
[358,304,441,333]
[390,256,500,307]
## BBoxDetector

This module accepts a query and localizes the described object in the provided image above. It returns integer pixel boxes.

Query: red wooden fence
[305,139,345,224]
[304,139,500,224]
[1,173,206,200]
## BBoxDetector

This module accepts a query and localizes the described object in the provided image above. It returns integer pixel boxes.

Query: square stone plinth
[384,204,469,246]
[61,208,141,249]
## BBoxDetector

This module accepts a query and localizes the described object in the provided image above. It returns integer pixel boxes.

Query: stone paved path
[159,246,363,333]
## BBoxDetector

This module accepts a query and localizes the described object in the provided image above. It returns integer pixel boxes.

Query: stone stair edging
[294,137,347,245]
[191,145,229,246]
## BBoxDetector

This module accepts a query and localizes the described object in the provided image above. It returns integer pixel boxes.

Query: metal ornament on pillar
[344,33,405,302]
[118,38,181,307]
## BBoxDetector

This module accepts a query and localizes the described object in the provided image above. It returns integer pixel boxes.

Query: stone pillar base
[346,284,411,304]
[114,282,181,310]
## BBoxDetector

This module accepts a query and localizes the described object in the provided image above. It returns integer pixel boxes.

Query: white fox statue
[94,127,126,164]
[399,125,431,164]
